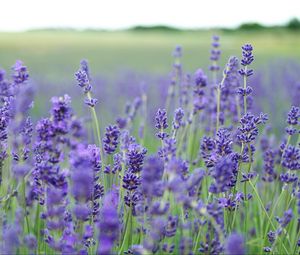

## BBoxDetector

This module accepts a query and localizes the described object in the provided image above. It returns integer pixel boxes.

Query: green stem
[243,66,247,114]
[87,91,104,166]
[248,180,289,254]
[235,95,241,122]
[118,207,132,254]
[216,72,227,133]
[21,178,30,234]
[263,184,286,244]
[34,203,41,253]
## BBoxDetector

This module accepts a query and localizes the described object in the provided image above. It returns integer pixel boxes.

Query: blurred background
[0,0,300,134]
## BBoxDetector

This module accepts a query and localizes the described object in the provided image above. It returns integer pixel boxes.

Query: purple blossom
[2,224,21,254]
[84,97,98,107]
[80,59,91,80]
[200,136,216,168]
[50,94,73,134]
[126,143,147,173]
[193,69,208,114]
[123,171,141,191]
[194,69,208,89]
[70,149,94,202]
[280,172,298,184]
[277,208,293,228]
[155,108,168,139]
[159,138,176,162]
[172,107,184,130]
[239,44,254,75]
[141,155,164,197]
[286,106,300,135]
[287,106,300,125]
[282,145,300,170]
[237,113,267,144]
[172,45,182,58]
[75,69,91,93]
[209,157,236,194]
[262,149,277,182]
[103,125,120,154]
[225,233,245,255]
[210,35,221,71]
[98,191,119,255]
[24,234,37,250]
[215,128,233,156]
[11,60,29,85]
[267,231,276,244]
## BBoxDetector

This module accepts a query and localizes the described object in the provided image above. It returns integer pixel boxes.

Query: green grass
[0,29,300,82]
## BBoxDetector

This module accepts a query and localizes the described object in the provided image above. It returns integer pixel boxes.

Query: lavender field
[0,30,300,255]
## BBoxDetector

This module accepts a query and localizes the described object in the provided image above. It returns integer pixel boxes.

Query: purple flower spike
[172,108,184,130]
[98,191,119,255]
[155,108,169,139]
[277,208,293,228]
[209,157,236,194]
[126,143,147,173]
[11,60,29,84]
[103,125,120,154]
[225,233,245,255]
[75,69,91,92]
[123,171,141,191]
[282,145,300,170]
[210,35,221,71]
[287,106,300,126]
[240,44,254,66]
[155,108,168,129]
[84,97,98,108]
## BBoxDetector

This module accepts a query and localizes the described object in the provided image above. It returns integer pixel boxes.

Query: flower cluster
[1,36,300,255]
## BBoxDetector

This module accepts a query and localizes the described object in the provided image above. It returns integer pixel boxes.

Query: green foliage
[238,22,266,30]
[286,18,300,30]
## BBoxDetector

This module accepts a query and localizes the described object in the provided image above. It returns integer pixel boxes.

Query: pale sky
[0,0,299,31]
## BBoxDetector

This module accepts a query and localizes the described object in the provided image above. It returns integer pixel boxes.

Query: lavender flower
[11,60,29,85]
[75,69,91,92]
[141,156,164,197]
[239,44,254,76]
[225,233,245,255]
[262,149,277,182]
[282,145,300,170]
[285,106,300,135]
[84,97,98,107]
[210,35,221,72]
[287,106,300,125]
[209,157,236,194]
[70,149,94,197]
[80,59,91,80]
[126,143,147,173]
[215,128,233,156]
[193,69,208,114]
[1,224,21,254]
[159,138,176,162]
[123,172,141,191]
[172,107,184,130]
[172,45,182,58]
[200,136,216,168]
[155,108,168,139]
[50,94,72,134]
[237,113,268,144]
[98,191,119,255]
[103,125,120,154]
[277,208,293,228]
[75,61,99,108]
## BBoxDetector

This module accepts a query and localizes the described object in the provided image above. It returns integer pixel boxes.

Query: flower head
[225,233,245,255]
[103,125,120,154]
[12,60,29,84]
